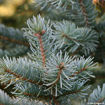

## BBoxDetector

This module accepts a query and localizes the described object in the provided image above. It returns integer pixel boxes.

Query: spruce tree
[0,0,105,105]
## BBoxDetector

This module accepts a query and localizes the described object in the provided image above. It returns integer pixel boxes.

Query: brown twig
[79,0,89,27]
[55,67,87,99]
[4,68,43,85]
[0,35,29,47]
[34,30,46,67]
[62,34,79,42]
[70,67,87,77]
[48,62,65,87]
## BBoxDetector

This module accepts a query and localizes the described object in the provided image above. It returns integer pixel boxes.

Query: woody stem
[38,36,46,67]
[34,32,46,67]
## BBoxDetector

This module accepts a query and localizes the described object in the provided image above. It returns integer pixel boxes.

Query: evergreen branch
[47,63,87,87]
[54,21,98,55]
[87,83,105,105]
[0,89,44,105]
[56,84,91,105]
[55,63,65,84]
[0,24,28,47]
[0,45,29,58]
[0,24,29,57]
[13,82,51,103]
[43,52,96,96]
[24,15,55,63]
[79,0,89,26]
[4,68,43,85]
[35,0,70,10]
[0,35,29,47]
[70,67,87,77]
[69,0,97,27]
[34,30,46,67]
[62,34,79,42]
[0,57,43,86]
[48,62,65,87]
[0,5,103,104]
[34,0,97,27]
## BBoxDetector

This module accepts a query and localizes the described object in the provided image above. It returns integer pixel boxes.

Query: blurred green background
[0,0,36,28]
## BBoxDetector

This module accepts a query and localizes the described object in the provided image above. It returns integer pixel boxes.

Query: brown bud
[41,30,46,35]
[34,33,40,37]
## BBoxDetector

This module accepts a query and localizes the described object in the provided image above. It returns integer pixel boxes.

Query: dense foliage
[0,0,105,105]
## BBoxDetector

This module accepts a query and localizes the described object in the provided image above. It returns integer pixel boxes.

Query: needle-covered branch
[0,0,105,104]
[0,24,30,57]
[54,21,98,55]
